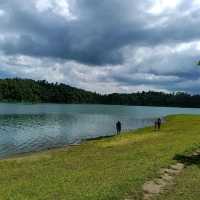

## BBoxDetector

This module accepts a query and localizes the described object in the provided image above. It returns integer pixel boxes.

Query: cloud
[1,0,198,65]
[0,0,200,94]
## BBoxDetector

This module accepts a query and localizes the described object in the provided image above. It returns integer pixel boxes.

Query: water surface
[0,103,200,158]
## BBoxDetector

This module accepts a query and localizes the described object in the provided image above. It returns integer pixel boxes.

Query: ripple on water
[0,108,159,158]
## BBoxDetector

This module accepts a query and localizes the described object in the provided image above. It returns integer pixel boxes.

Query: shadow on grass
[174,154,200,166]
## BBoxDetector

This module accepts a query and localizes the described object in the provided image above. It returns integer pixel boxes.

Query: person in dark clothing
[154,118,162,131]
[116,121,122,134]
[157,118,161,130]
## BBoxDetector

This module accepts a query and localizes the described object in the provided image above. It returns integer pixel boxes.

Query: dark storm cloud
[0,0,200,66]
[0,0,139,65]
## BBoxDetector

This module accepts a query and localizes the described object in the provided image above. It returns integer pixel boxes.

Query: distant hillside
[0,78,200,108]
[0,78,101,104]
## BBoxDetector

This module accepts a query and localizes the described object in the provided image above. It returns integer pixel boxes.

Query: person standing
[116,121,122,134]
[157,118,161,130]
[154,118,162,131]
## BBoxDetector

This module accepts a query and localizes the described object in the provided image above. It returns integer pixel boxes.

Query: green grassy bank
[0,115,200,200]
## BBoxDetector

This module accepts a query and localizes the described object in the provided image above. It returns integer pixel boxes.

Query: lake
[0,103,200,158]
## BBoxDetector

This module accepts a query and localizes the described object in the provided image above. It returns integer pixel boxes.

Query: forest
[0,78,200,108]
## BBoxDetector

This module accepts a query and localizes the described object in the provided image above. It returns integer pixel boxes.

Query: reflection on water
[0,103,200,158]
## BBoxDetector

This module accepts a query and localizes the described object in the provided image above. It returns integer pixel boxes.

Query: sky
[0,0,200,94]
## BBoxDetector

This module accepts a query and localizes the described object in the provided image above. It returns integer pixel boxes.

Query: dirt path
[124,149,200,200]
[142,150,200,200]
[142,162,184,200]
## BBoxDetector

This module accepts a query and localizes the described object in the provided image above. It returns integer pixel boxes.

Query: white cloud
[35,0,51,12]
[35,0,77,20]
[122,40,200,76]
[193,0,200,8]
[148,0,182,15]
[0,9,5,17]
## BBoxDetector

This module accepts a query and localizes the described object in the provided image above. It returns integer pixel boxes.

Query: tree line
[0,78,200,108]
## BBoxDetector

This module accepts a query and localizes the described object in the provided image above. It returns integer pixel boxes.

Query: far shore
[1,101,200,109]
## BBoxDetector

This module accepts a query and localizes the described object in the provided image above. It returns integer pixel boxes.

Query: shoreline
[1,128,146,161]
[1,117,165,161]
[1,133,122,161]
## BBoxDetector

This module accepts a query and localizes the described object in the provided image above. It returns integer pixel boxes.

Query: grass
[0,115,200,200]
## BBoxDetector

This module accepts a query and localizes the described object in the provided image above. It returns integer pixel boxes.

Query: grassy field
[0,115,200,200]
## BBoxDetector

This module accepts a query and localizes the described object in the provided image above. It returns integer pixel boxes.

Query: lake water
[0,103,200,158]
